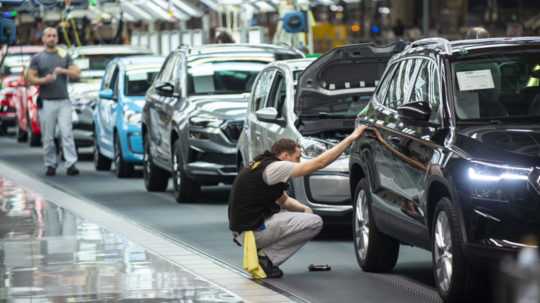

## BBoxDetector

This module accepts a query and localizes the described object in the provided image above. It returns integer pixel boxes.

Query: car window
[266,72,287,118]
[385,59,419,109]
[384,61,404,109]
[110,67,119,97]
[102,64,115,89]
[252,69,276,112]
[375,63,397,103]
[156,54,177,83]
[410,60,441,123]
[124,69,160,97]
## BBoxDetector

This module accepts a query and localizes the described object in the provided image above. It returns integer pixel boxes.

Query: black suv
[349,37,540,302]
[142,44,303,202]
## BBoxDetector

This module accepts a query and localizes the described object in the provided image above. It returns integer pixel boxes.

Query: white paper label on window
[189,64,215,77]
[74,58,90,70]
[456,69,495,91]
[127,72,148,81]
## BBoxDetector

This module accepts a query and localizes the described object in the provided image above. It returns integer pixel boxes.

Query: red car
[13,81,40,146]
[0,75,19,135]
[0,46,44,145]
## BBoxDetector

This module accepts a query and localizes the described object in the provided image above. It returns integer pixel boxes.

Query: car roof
[402,37,540,59]
[273,58,315,72]
[70,45,153,56]
[3,45,44,55]
[115,56,165,69]
[187,43,301,55]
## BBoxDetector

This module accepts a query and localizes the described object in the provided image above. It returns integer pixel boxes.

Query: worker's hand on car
[349,125,368,141]
[43,73,56,83]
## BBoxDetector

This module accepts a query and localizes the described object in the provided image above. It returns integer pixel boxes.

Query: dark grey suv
[142,44,303,202]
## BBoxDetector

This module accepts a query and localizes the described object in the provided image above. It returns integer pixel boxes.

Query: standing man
[229,125,368,278]
[28,27,80,176]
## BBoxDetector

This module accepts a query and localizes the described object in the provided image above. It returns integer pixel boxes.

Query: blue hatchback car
[93,56,164,178]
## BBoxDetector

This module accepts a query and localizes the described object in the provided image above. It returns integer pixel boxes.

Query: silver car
[238,43,400,218]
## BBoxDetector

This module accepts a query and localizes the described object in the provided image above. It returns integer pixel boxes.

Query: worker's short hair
[271,138,300,156]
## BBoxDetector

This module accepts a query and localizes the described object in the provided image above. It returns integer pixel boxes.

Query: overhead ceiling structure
[118,0,202,22]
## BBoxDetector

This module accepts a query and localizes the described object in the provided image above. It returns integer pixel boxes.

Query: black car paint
[350,40,540,262]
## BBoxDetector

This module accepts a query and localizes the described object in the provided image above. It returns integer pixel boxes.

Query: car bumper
[73,128,94,148]
[122,128,144,163]
[0,111,16,126]
[457,191,540,265]
[185,138,238,184]
[292,157,352,217]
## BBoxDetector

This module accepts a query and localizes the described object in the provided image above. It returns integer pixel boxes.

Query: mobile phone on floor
[309,264,331,271]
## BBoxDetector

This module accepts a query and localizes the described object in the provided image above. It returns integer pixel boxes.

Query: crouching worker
[228,125,368,278]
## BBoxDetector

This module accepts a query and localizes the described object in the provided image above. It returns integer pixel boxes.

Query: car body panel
[94,56,164,164]
[350,38,540,263]
[143,44,304,186]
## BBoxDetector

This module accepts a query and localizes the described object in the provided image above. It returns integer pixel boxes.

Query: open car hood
[295,42,403,118]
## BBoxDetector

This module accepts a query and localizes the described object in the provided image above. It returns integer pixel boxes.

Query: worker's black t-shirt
[228,154,287,232]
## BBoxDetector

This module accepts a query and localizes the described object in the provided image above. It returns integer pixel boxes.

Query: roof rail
[407,37,452,54]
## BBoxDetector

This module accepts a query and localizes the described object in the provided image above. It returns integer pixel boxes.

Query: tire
[93,140,112,171]
[172,140,200,202]
[16,125,28,142]
[114,134,134,178]
[143,133,169,192]
[352,178,399,272]
[431,197,479,303]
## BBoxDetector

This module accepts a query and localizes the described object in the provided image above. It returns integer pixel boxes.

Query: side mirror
[99,89,115,100]
[397,101,431,124]
[255,107,279,123]
[155,81,175,97]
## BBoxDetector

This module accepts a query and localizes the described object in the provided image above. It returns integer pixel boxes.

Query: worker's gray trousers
[39,99,77,168]
[236,211,323,266]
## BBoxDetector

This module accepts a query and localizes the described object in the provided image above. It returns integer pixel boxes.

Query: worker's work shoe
[258,256,283,278]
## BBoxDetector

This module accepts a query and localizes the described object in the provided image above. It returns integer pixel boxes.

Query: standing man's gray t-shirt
[29,51,72,100]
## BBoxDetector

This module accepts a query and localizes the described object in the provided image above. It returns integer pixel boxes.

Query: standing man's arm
[54,54,80,80]
[54,64,79,80]
[290,125,368,178]
[27,68,55,86]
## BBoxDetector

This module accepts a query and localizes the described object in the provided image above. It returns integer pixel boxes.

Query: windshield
[187,61,267,95]
[124,69,159,96]
[453,52,540,121]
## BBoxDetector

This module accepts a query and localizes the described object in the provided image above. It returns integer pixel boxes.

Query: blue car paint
[93,56,164,165]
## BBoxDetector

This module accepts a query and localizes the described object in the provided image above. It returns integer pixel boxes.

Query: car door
[248,68,276,159]
[145,53,177,166]
[261,69,289,148]
[97,64,120,156]
[368,58,424,242]
[386,58,443,242]
[160,54,184,167]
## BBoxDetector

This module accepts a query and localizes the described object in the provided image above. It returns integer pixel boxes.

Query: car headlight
[467,161,530,202]
[124,109,142,125]
[301,138,329,159]
[188,115,223,128]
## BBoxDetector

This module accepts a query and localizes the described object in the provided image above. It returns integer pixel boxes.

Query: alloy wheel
[354,188,370,260]
[434,211,453,293]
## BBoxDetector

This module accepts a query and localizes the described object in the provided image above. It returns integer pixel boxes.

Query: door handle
[387,135,401,145]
